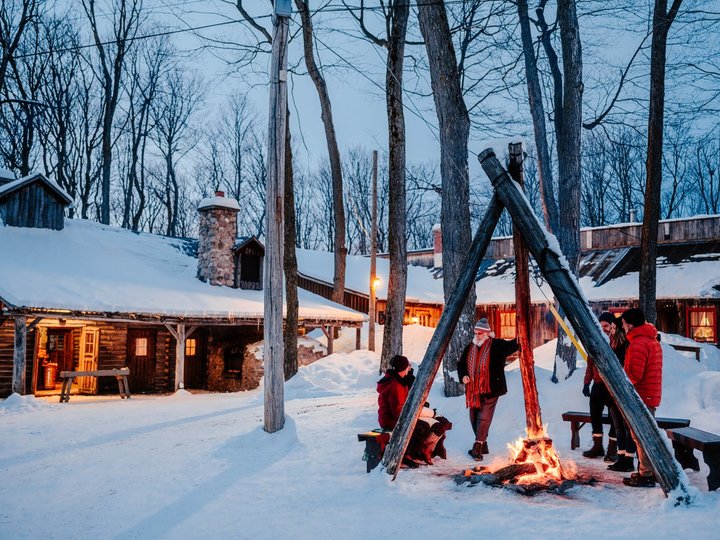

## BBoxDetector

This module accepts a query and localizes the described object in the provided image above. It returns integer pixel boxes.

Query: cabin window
[240,253,261,283]
[499,311,517,339]
[135,337,148,357]
[83,331,96,355]
[224,344,245,373]
[687,308,716,343]
[185,338,197,357]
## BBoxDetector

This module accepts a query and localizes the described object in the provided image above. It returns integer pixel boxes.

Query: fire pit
[454,429,596,496]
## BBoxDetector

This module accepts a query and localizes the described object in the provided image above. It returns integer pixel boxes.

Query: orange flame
[505,426,575,484]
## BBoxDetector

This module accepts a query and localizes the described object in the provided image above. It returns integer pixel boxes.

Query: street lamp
[368,275,380,352]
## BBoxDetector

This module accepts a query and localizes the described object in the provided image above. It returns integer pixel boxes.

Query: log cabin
[0,173,365,399]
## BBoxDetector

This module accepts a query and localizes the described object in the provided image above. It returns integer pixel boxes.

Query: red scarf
[465,338,492,408]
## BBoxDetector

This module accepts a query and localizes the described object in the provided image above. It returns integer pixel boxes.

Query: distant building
[298,215,720,348]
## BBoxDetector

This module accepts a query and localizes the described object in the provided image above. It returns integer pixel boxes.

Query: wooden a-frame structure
[382,147,692,504]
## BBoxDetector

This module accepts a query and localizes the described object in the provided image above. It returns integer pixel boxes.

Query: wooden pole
[383,195,505,477]
[508,142,543,437]
[264,10,290,434]
[368,150,378,352]
[478,148,690,502]
[12,315,27,395]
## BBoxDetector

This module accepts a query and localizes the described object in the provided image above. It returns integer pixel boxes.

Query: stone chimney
[197,191,240,286]
[432,223,442,268]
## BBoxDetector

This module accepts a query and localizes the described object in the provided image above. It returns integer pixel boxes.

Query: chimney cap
[198,195,240,212]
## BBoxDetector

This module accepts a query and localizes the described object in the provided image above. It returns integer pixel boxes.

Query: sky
[1,324,719,538]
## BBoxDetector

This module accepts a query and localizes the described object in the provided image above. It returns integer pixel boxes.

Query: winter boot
[481,441,489,455]
[582,434,605,458]
[468,442,483,461]
[604,437,618,462]
[608,454,635,472]
[622,473,656,488]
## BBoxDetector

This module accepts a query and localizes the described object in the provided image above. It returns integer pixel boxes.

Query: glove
[582,383,591,397]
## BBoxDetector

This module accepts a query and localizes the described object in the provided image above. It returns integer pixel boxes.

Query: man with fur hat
[620,308,663,488]
[457,317,519,460]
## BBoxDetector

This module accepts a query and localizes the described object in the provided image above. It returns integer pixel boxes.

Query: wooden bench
[59,368,131,403]
[669,343,701,361]
[667,426,720,491]
[561,411,690,450]
[358,430,391,473]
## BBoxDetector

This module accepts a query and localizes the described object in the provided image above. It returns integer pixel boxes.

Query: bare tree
[150,70,202,237]
[639,0,683,323]
[295,0,347,305]
[0,0,41,97]
[349,1,410,369]
[82,0,143,224]
[416,0,474,397]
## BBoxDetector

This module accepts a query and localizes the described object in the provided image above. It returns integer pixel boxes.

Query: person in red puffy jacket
[620,308,663,488]
[377,355,413,430]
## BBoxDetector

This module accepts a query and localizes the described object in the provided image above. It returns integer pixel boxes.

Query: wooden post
[368,149,378,352]
[165,323,186,391]
[479,148,690,502]
[383,196,505,477]
[355,327,361,350]
[264,8,290,434]
[12,315,27,395]
[508,142,543,436]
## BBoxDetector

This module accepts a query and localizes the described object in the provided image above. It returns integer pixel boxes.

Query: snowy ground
[1,325,719,539]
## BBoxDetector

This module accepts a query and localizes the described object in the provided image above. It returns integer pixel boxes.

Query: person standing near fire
[619,308,663,488]
[581,312,620,460]
[458,317,519,460]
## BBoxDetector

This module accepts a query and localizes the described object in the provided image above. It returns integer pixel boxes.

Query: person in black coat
[457,317,519,460]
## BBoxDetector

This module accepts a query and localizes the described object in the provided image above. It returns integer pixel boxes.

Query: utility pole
[264,1,291,434]
[368,150,378,352]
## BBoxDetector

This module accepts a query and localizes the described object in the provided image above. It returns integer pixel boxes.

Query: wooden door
[183,332,206,389]
[78,327,100,394]
[127,328,157,393]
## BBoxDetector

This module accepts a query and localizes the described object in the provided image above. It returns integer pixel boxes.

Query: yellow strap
[546,302,588,361]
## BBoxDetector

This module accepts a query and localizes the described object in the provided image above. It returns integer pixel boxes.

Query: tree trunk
[640,0,683,323]
[380,0,409,371]
[416,0,473,397]
[517,0,558,233]
[284,108,299,380]
[508,143,543,436]
[553,0,584,379]
[295,0,346,305]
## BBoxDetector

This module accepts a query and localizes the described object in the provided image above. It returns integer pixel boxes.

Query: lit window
[688,308,716,343]
[499,311,516,339]
[185,338,197,356]
[136,337,148,356]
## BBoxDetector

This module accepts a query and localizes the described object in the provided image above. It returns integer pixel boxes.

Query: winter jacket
[377,371,410,430]
[457,338,519,399]
[624,323,663,408]
[584,339,627,385]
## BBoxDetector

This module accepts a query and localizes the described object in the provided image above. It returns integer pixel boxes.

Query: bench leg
[363,439,383,473]
[122,376,131,398]
[672,440,700,471]
[59,377,73,403]
[571,421,581,450]
[702,448,720,491]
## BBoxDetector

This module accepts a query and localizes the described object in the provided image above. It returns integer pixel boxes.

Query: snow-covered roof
[0,172,72,204]
[297,242,720,306]
[296,249,446,305]
[0,219,365,323]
